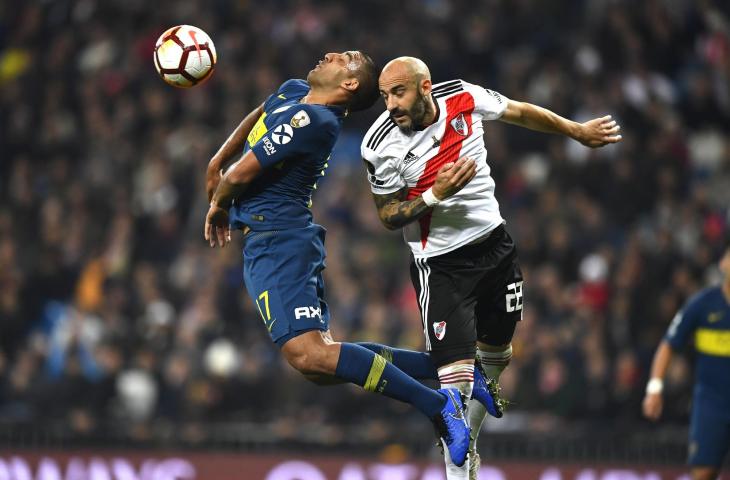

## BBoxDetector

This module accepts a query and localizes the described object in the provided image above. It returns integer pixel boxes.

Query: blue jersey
[665,286,730,406]
[229,79,345,231]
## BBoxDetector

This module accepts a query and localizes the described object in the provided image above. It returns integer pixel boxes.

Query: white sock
[477,344,512,380]
[469,345,513,453]
[438,363,474,480]
[467,396,486,454]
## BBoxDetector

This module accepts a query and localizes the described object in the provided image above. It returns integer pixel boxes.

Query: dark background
[1,0,729,465]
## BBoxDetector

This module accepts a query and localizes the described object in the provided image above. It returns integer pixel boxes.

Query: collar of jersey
[296,95,347,118]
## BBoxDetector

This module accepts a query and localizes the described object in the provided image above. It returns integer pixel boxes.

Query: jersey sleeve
[251,107,336,169]
[665,292,704,350]
[466,81,508,120]
[360,135,406,195]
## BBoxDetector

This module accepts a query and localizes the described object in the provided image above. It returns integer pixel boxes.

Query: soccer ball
[153,25,217,88]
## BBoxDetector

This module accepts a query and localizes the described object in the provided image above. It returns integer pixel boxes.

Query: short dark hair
[348,52,380,112]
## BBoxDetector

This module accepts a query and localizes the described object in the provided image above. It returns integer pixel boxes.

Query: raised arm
[499,100,622,148]
[371,156,477,230]
[207,103,265,201]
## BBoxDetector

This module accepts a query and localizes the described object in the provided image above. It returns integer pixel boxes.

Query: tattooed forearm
[373,189,432,230]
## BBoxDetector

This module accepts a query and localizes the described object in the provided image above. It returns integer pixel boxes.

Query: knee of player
[285,350,314,374]
[284,348,328,375]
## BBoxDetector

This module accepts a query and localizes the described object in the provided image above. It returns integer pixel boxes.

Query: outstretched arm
[499,100,622,148]
[372,156,477,230]
[641,340,674,421]
[207,103,265,201]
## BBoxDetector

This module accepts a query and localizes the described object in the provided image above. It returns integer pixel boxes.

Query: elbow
[206,158,222,177]
[502,100,526,125]
[383,223,398,231]
[380,218,399,231]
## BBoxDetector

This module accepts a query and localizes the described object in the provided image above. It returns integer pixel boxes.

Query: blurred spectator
[1,0,729,449]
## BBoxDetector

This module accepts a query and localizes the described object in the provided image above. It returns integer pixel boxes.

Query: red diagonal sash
[407,92,474,248]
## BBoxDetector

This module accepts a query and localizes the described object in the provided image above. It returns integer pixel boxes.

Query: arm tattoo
[373,188,431,230]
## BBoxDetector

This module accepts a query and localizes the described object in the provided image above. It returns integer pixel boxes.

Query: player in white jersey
[361,57,622,480]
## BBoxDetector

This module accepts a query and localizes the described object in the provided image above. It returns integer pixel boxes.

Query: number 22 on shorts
[506,281,524,314]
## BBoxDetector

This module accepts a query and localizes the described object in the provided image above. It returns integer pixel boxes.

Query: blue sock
[335,343,445,418]
[357,342,438,380]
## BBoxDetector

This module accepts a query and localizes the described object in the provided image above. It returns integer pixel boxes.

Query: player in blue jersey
[643,247,730,479]
[203,51,472,465]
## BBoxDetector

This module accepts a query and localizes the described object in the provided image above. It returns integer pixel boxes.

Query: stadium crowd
[1,0,729,451]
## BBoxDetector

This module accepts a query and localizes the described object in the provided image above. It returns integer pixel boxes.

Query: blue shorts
[242,224,330,347]
[688,393,730,467]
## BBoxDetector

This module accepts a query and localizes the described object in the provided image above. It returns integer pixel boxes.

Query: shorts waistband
[437,225,507,260]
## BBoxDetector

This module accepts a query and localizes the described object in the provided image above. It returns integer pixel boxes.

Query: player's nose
[324,53,335,62]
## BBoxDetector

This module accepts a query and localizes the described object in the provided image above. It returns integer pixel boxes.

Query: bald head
[380,56,431,85]
[378,57,436,133]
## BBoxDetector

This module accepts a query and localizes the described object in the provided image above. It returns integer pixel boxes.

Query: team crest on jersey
[433,321,447,340]
[290,110,311,128]
[450,113,468,136]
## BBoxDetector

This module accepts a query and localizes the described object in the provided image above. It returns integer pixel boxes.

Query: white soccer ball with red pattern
[154,25,217,88]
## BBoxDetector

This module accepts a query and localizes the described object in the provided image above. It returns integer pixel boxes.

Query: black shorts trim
[409,226,523,366]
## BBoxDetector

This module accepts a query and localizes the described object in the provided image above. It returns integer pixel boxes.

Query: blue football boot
[472,362,507,418]
[432,388,470,467]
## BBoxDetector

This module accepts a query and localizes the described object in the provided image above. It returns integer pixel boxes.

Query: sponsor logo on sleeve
[290,110,311,128]
[369,175,385,186]
[363,159,385,186]
[271,124,294,145]
[262,136,277,155]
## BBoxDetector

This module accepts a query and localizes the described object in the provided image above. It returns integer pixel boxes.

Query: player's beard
[395,91,429,134]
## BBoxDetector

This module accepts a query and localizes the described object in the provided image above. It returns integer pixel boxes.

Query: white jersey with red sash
[361,79,508,258]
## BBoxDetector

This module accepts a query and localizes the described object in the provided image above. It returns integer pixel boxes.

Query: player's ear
[420,78,432,96]
[342,77,360,94]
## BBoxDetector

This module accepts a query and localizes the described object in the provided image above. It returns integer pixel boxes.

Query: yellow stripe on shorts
[364,354,387,392]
